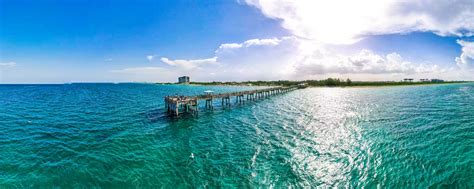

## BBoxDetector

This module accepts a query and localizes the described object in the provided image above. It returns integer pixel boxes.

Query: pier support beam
[205,98,214,110]
[164,86,297,117]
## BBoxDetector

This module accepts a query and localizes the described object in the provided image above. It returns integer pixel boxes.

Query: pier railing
[164,86,297,117]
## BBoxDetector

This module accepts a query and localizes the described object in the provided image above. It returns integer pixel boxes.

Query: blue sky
[1,0,473,83]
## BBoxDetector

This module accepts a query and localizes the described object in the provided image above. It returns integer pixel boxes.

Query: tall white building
[178,76,190,84]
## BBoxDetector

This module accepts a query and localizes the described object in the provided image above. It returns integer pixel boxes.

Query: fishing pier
[164,86,297,117]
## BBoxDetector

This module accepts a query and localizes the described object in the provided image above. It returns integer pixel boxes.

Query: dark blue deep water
[0,83,473,188]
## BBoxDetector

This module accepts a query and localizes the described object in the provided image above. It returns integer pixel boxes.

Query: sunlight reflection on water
[0,84,473,187]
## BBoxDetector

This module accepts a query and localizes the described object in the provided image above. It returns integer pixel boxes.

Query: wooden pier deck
[164,86,297,117]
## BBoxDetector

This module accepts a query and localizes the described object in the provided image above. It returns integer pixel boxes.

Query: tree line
[185,78,464,87]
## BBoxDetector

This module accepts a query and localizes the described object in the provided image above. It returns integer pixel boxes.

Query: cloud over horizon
[294,50,444,76]
[112,37,465,82]
[160,57,218,70]
[111,0,474,82]
[0,62,16,68]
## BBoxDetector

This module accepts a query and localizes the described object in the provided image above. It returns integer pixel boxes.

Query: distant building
[403,78,414,82]
[420,79,430,82]
[178,76,190,84]
[431,79,444,82]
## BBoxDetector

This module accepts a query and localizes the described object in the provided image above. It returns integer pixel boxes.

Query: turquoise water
[0,83,473,188]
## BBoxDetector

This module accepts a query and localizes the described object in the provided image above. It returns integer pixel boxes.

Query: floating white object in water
[190,153,194,159]
[203,90,214,94]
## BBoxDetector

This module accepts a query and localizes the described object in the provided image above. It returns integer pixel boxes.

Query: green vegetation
[179,78,469,87]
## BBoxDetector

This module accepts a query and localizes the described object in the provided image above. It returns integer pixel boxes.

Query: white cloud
[0,62,16,68]
[112,37,466,82]
[147,55,156,61]
[456,40,474,69]
[110,67,167,74]
[111,38,296,82]
[213,37,299,80]
[105,58,113,62]
[242,38,281,47]
[160,56,217,70]
[216,37,446,80]
[294,49,443,76]
[217,37,284,52]
[218,43,243,49]
[244,0,474,44]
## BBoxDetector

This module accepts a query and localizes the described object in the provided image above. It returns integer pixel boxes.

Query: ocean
[0,83,473,188]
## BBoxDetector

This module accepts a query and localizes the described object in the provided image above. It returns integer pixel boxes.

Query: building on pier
[297,83,308,89]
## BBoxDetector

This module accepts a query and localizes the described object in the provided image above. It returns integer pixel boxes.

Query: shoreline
[157,81,471,88]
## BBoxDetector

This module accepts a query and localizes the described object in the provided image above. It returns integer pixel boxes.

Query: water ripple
[0,83,473,187]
